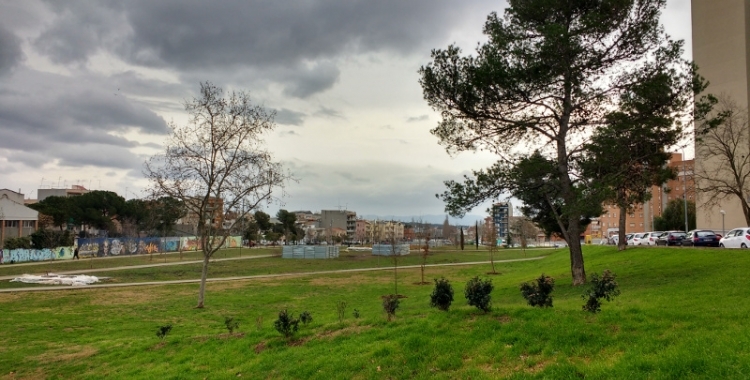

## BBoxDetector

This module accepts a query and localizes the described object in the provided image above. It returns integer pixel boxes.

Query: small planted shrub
[299,311,313,325]
[156,324,172,340]
[520,274,555,308]
[382,295,400,321]
[273,309,299,339]
[465,276,493,312]
[430,277,454,311]
[352,308,360,319]
[336,301,347,323]
[224,316,240,333]
[582,270,621,313]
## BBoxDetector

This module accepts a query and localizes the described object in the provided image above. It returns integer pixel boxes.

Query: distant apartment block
[492,202,512,242]
[37,185,89,201]
[320,210,356,240]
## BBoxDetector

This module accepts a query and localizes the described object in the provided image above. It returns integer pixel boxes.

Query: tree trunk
[196,253,210,308]
[618,205,628,251]
[566,219,586,285]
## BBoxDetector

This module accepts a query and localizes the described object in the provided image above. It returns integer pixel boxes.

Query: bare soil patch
[32,345,97,363]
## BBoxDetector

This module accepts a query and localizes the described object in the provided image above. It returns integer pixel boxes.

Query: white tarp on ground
[347,247,372,252]
[10,273,100,286]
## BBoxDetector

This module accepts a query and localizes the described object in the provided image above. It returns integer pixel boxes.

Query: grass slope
[1,246,749,379]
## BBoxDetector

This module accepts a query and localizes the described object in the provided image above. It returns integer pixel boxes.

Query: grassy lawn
[1,245,748,379]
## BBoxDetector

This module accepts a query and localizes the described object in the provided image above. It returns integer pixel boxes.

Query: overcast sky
[0,0,692,219]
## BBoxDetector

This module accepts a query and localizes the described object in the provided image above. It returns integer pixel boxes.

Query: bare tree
[483,219,499,274]
[695,96,750,225]
[512,217,538,257]
[145,82,288,308]
[415,219,433,285]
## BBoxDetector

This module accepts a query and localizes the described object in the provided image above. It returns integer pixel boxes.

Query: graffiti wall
[0,247,73,264]
[1,236,242,264]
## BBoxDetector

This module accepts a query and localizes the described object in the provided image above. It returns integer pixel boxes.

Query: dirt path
[0,256,545,293]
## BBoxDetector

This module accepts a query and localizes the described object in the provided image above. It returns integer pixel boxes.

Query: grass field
[1,245,749,379]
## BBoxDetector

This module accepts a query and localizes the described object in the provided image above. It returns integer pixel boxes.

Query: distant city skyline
[0,1,693,217]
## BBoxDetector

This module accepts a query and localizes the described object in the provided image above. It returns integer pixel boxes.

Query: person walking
[73,247,79,260]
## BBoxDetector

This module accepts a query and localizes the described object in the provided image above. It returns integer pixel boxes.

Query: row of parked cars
[615,228,750,248]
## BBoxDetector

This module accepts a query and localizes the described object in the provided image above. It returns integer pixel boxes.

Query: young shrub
[273,309,299,339]
[299,311,312,325]
[582,270,621,313]
[382,295,400,321]
[430,277,454,311]
[156,324,172,340]
[465,276,493,312]
[224,316,240,334]
[352,308,360,319]
[336,301,347,323]
[520,274,555,308]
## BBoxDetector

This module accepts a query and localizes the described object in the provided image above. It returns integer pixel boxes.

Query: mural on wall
[1,236,241,264]
[0,247,73,264]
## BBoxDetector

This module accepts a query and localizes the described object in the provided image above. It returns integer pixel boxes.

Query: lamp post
[720,210,726,237]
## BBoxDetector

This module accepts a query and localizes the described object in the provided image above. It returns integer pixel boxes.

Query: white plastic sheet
[10,273,100,286]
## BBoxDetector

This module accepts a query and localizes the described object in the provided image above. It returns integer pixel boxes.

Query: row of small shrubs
[156,271,620,342]
[429,270,620,313]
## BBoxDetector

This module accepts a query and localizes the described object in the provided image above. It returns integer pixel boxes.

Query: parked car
[719,227,750,248]
[630,232,648,245]
[656,231,687,246]
[645,231,664,246]
[626,234,636,245]
[682,230,721,247]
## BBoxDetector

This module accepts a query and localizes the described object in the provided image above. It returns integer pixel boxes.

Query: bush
[30,229,74,249]
[582,270,621,313]
[3,236,32,250]
[382,295,400,321]
[224,316,239,333]
[156,324,172,340]
[273,309,299,339]
[335,301,347,323]
[465,276,493,312]
[299,311,312,325]
[430,277,454,311]
[520,274,555,308]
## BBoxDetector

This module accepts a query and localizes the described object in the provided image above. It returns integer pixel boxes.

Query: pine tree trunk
[567,219,586,285]
[618,205,628,251]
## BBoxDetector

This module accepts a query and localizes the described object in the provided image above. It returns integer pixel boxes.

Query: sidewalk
[0,256,545,293]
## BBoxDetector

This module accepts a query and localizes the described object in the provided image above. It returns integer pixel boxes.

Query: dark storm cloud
[32,0,486,96]
[0,68,168,168]
[0,26,24,75]
[274,108,306,126]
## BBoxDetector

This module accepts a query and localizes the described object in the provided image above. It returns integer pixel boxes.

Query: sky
[0,0,693,221]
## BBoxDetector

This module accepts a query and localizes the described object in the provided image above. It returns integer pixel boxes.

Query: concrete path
[0,254,275,280]
[0,256,545,293]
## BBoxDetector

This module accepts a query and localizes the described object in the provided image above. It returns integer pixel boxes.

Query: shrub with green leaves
[273,309,299,339]
[582,270,621,313]
[299,311,312,325]
[224,316,239,333]
[382,295,400,321]
[336,301,347,323]
[156,324,172,340]
[430,277,454,311]
[465,276,493,312]
[520,274,555,308]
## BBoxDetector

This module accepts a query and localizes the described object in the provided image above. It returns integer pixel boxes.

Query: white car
[626,234,636,245]
[645,231,664,246]
[719,228,750,248]
[630,233,648,245]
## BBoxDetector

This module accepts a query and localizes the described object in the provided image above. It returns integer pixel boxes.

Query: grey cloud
[57,145,144,170]
[0,26,24,75]
[274,108,306,126]
[315,106,344,119]
[406,115,429,123]
[31,0,488,96]
[335,171,370,184]
[281,61,340,98]
[280,130,299,137]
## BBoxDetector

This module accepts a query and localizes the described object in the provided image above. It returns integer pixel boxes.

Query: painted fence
[0,247,74,264]
[0,236,243,264]
[372,244,410,256]
[281,246,340,259]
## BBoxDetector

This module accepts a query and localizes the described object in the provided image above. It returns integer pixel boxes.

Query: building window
[630,223,635,227]
[4,220,19,228]
[23,220,35,228]
[639,223,643,227]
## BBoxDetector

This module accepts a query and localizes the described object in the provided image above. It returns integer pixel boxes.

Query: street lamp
[720,210,726,237]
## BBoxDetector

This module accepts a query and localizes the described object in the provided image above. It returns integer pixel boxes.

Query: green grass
[1,245,749,379]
